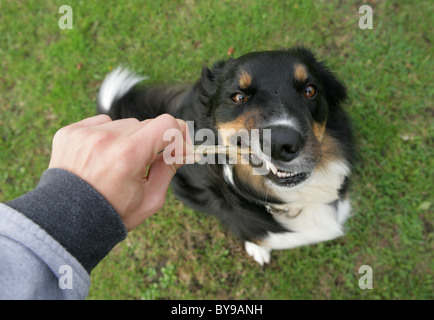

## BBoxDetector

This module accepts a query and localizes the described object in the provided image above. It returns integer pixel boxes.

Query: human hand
[49,114,190,230]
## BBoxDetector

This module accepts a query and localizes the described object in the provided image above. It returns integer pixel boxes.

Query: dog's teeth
[276,170,297,178]
[268,162,278,174]
[276,171,287,178]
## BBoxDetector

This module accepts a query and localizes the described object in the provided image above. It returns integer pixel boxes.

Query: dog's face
[199,48,348,203]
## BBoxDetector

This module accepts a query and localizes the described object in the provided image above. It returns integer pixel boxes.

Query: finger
[95,117,164,138]
[69,114,112,128]
[141,119,153,126]
[95,118,142,133]
[79,117,148,139]
[133,114,184,165]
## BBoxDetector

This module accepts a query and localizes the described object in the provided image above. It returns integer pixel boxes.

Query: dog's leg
[244,227,342,266]
[244,241,271,266]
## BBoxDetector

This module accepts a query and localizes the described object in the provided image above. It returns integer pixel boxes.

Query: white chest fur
[246,159,352,265]
[245,198,351,265]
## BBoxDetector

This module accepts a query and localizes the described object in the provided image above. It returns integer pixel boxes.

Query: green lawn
[0,0,432,300]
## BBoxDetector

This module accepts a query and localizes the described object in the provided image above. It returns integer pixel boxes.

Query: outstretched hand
[49,114,190,230]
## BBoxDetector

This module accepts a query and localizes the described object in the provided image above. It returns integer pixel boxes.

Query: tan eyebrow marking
[294,63,308,82]
[239,70,252,89]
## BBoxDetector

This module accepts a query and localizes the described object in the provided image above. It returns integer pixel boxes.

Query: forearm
[1,168,127,299]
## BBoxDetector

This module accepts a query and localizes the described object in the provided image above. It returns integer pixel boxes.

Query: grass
[0,0,432,300]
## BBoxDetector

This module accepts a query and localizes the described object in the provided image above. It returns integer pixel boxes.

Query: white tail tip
[98,67,148,113]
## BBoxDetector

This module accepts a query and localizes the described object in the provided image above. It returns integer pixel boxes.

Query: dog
[97,47,354,265]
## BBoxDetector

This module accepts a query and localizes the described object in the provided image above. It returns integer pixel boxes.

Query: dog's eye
[231,93,248,103]
[303,85,316,98]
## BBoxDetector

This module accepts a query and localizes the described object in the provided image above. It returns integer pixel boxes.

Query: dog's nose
[263,126,303,162]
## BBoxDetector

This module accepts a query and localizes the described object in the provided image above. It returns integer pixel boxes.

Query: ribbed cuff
[6,168,127,274]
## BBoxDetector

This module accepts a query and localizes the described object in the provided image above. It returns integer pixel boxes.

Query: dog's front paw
[244,241,271,266]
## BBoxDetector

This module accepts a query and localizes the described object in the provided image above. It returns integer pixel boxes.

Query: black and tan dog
[97,47,354,265]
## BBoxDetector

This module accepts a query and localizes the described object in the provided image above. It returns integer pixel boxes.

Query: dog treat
[193,145,251,155]
[158,145,252,156]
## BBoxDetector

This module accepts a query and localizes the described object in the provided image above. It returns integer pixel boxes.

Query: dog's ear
[292,47,347,110]
[198,60,227,105]
[315,61,347,110]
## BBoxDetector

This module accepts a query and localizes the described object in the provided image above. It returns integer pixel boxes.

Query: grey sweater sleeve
[1,168,128,299]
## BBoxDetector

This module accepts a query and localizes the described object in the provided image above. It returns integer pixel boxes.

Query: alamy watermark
[359,5,373,30]
[58,5,73,30]
[58,265,73,290]
[358,265,373,290]
[58,4,373,31]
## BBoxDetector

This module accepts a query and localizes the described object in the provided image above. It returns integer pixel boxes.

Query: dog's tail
[97,67,189,120]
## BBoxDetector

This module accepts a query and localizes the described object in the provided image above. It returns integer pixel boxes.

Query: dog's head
[198,48,351,203]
